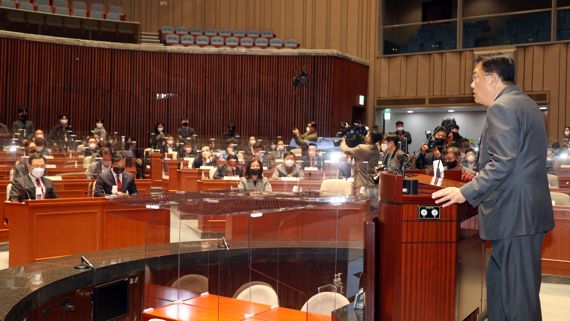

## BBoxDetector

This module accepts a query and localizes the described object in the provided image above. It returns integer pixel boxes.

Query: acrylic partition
[107,191,369,321]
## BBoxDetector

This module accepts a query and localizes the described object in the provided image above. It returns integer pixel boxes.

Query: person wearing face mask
[244,136,258,155]
[84,137,99,157]
[9,153,58,202]
[340,128,382,198]
[449,125,464,147]
[442,147,461,170]
[48,114,75,151]
[302,144,324,169]
[12,107,35,141]
[94,151,137,197]
[269,139,288,159]
[33,129,45,140]
[271,152,304,179]
[218,141,236,160]
[292,121,318,152]
[192,145,217,168]
[245,142,273,169]
[238,159,272,192]
[462,148,478,172]
[379,134,410,173]
[33,137,51,156]
[176,117,195,140]
[179,143,196,158]
[161,136,178,155]
[337,154,353,180]
[91,118,107,141]
[415,127,447,170]
[562,126,570,149]
[391,120,412,153]
[86,147,113,179]
[222,123,239,141]
[149,122,167,149]
[214,154,243,179]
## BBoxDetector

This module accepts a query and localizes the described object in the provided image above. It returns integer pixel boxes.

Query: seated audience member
[292,121,318,152]
[149,122,167,149]
[214,155,242,179]
[176,117,195,140]
[33,129,45,140]
[84,137,99,157]
[238,159,272,192]
[9,153,57,202]
[93,118,107,141]
[302,144,324,169]
[245,142,273,168]
[462,148,478,172]
[415,127,447,169]
[338,154,353,179]
[272,152,304,179]
[269,138,287,159]
[94,151,137,197]
[562,126,570,149]
[161,136,178,155]
[179,142,196,158]
[0,122,9,138]
[12,143,39,179]
[48,114,75,151]
[222,122,239,141]
[192,145,217,168]
[86,147,113,179]
[380,133,409,173]
[244,136,257,155]
[443,147,461,170]
[12,108,34,141]
[33,137,51,156]
[218,141,237,160]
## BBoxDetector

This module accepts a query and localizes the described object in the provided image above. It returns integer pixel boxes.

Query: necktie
[35,178,44,200]
[116,174,122,191]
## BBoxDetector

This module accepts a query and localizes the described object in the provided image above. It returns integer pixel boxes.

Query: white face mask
[31,167,45,178]
[202,151,210,159]
[36,146,44,152]
[167,140,174,146]
[89,143,97,149]
[60,119,68,125]
[227,148,234,154]
[396,127,404,131]
[185,148,192,153]
[96,123,103,129]
[157,127,164,132]
[308,151,317,157]
[306,127,311,133]
[277,145,285,151]
[466,155,476,163]
[249,140,256,146]
[285,159,295,167]
[565,130,570,137]
[381,143,388,152]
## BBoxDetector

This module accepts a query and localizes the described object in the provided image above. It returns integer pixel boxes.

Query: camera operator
[340,128,382,198]
[415,127,447,169]
[379,133,410,173]
[292,121,318,152]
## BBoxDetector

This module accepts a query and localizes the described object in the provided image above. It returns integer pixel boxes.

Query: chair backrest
[233,29,245,37]
[204,28,217,36]
[260,30,274,38]
[164,34,180,45]
[54,6,69,15]
[1,0,16,9]
[6,183,12,201]
[35,0,49,5]
[90,2,104,12]
[320,179,353,196]
[83,155,93,168]
[175,26,188,35]
[246,29,259,37]
[301,292,350,316]
[225,37,239,46]
[72,0,86,10]
[239,37,254,47]
[72,8,86,17]
[106,12,120,21]
[180,34,194,45]
[550,191,570,206]
[108,4,122,14]
[18,1,34,10]
[291,148,302,158]
[254,37,268,47]
[195,35,209,45]
[171,274,209,294]
[53,0,67,7]
[210,36,224,46]
[89,10,104,19]
[190,27,203,35]
[547,173,559,188]
[269,38,283,47]
[218,28,231,36]
[233,281,279,306]
[36,4,53,13]
[160,25,174,35]
[284,38,299,48]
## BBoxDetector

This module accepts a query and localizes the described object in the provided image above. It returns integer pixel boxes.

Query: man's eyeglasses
[471,73,493,81]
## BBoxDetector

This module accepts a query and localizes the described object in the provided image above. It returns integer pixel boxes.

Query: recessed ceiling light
[539,107,548,111]
[448,109,455,113]
[407,110,414,114]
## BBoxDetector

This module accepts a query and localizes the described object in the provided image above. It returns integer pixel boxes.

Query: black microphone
[401,129,434,177]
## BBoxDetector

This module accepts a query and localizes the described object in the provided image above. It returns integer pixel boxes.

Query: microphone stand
[401,131,434,178]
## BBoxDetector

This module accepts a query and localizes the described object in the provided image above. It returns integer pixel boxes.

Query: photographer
[415,127,447,169]
[292,121,318,151]
[379,133,410,173]
[340,128,382,197]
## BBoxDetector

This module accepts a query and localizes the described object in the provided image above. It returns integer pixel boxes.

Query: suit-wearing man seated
[9,153,58,202]
[86,147,113,179]
[301,144,324,169]
[213,155,242,179]
[94,151,137,197]
[238,159,272,192]
[271,152,304,179]
[192,145,217,168]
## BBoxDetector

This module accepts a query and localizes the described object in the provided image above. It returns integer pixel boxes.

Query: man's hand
[421,144,429,154]
[292,128,300,136]
[432,187,466,207]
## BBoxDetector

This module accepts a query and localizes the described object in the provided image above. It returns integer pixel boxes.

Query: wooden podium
[372,173,485,321]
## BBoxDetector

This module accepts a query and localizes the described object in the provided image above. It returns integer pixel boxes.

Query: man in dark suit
[9,153,57,202]
[12,108,35,141]
[302,143,324,169]
[94,151,137,197]
[432,55,555,321]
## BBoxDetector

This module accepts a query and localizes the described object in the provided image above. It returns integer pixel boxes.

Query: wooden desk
[179,169,211,192]
[542,205,570,275]
[142,293,330,321]
[5,197,169,266]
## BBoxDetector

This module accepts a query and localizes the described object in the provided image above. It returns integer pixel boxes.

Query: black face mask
[250,168,261,176]
[435,138,446,146]
[445,160,457,169]
[20,113,28,121]
[182,122,189,127]
[112,167,125,174]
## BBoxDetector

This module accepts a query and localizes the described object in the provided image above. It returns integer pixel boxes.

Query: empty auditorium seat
[71,8,86,17]
[190,27,202,35]
[204,28,217,36]
[269,38,283,47]
[195,35,209,45]
[254,37,268,47]
[36,4,53,13]
[164,34,180,45]
[1,0,16,8]
[246,29,259,37]
[106,12,120,21]
[260,30,274,38]
[175,26,189,35]
[90,2,104,12]
[180,34,194,45]
[17,1,33,10]
[54,6,69,15]
[72,0,86,10]
[218,28,231,36]
[284,38,299,48]
[35,0,50,5]
[233,29,245,37]
[53,0,68,7]
[90,10,104,19]
[225,36,239,46]
[108,4,122,14]
[210,36,224,46]
[239,37,254,47]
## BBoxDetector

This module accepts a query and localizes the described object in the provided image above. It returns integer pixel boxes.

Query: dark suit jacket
[460,86,555,240]
[9,175,57,202]
[12,119,34,139]
[213,164,242,179]
[301,155,324,169]
[94,171,138,197]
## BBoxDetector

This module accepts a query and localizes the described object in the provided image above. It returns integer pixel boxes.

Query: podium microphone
[74,255,95,270]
